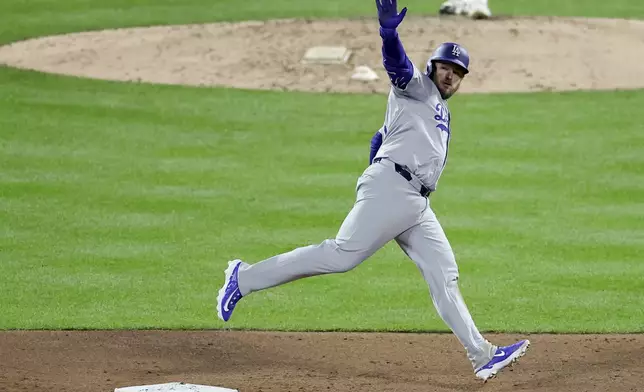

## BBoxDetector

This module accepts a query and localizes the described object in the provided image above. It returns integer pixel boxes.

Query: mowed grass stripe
[2,63,643,330]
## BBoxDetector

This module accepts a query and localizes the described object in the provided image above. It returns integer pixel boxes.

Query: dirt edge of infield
[1,15,644,94]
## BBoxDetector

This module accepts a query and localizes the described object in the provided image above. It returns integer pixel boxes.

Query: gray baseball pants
[236,159,495,368]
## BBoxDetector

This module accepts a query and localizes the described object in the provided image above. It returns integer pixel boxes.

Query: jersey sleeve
[379,27,414,90]
[379,28,430,101]
[391,64,431,101]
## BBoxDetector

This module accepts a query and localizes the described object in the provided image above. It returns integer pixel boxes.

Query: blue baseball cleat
[475,339,530,381]
[216,259,244,322]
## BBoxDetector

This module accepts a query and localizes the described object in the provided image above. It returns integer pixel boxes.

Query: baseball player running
[217,0,529,381]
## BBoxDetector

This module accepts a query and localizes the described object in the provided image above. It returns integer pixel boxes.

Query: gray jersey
[374,63,451,192]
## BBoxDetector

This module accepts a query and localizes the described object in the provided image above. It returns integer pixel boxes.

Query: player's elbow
[384,60,413,89]
[388,72,412,89]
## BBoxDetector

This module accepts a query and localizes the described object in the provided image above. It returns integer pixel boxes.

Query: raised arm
[375,0,413,89]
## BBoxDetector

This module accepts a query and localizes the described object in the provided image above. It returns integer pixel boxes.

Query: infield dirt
[2,16,644,94]
[2,331,644,392]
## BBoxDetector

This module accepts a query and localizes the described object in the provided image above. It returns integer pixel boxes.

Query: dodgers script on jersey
[373,63,451,192]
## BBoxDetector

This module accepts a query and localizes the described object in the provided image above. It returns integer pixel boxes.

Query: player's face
[433,61,466,100]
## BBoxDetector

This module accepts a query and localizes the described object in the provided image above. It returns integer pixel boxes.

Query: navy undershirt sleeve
[369,130,383,164]
[380,27,414,89]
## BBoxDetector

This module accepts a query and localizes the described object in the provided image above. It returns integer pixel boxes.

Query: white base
[115,382,238,392]
[301,46,352,64]
[351,65,379,82]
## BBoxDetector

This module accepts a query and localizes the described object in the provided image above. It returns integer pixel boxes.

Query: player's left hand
[375,0,408,29]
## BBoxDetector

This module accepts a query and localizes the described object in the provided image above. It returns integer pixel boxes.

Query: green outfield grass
[3,0,644,44]
[1,0,643,332]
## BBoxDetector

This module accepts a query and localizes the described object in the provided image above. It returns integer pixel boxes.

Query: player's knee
[334,250,365,273]
[426,268,459,290]
[325,239,368,273]
[333,263,358,274]
[446,273,460,288]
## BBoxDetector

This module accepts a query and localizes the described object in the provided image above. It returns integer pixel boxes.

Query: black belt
[373,158,431,197]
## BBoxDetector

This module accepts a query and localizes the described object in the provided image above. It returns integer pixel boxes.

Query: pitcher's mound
[2,16,644,94]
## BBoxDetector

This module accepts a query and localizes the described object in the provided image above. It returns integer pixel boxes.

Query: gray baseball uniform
[235,60,496,369]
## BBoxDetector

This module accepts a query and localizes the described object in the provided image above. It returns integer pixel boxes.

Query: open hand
[375,0,408,29]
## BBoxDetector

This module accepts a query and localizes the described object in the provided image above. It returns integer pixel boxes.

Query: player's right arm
[375,1,426,98]
[379,27,413,90]
[375,0,412,89]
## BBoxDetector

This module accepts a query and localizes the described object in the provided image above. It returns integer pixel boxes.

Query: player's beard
[428,65,462,100]
[436,79,460,100]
